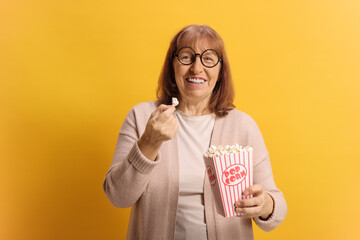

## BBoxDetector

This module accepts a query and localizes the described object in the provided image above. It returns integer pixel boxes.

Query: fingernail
[243,191,249,196]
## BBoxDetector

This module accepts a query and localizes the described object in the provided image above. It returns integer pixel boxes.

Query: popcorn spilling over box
[204,145,253,217]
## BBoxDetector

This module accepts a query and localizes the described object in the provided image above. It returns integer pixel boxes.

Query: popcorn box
[205,146,253,217]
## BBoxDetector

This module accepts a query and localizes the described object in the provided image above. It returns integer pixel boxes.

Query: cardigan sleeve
[103,104,161,208]
[247,115,287,231]
[252,154,287,231]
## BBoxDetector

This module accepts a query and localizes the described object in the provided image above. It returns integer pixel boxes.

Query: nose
[190,55,203,74]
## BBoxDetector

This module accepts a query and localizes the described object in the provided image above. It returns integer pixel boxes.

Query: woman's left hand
[234,184,274,220]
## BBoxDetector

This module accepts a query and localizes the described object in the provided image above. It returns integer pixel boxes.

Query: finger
[243,184,264,197]
[235,206,262,218]
[161,116,178,138]
[162,105,176,115]
[168,117,179,137]
[165,114,177,128]
[235,197,261,208]
[157,106,176,122]
[151,105,175,123]
[152,104,168,115]
[157,104,174,113]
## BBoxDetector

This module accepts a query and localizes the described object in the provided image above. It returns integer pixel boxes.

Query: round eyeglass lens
[201,49,219,67]
[177,47,196,65]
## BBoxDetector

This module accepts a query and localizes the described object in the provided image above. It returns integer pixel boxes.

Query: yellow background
[1,0,359,239]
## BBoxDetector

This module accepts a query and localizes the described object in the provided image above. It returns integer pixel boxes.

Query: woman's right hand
[137,104,178,161]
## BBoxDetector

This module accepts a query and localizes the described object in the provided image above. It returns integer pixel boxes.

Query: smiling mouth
[186,78,206,84]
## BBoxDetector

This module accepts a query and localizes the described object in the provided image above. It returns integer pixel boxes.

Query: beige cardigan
[103,101,287,240]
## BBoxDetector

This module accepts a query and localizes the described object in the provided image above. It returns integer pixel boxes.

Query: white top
[174,109,216,240]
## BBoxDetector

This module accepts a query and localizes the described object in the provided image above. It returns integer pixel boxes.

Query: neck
[177,99,211,116]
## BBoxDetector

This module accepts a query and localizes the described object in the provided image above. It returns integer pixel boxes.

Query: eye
[202,50,219,64]
[179,52,195,63]
[203,56,216,63]
[204,56,214,61]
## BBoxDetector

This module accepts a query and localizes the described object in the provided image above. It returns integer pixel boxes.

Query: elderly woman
[103,25,287,240]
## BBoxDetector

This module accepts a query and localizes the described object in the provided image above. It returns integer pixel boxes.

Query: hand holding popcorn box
[205,145,253,217]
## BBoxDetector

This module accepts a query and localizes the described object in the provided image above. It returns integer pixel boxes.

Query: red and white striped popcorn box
[205,147,253,217]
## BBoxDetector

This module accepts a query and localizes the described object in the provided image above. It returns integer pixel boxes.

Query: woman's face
[173,39,221,105]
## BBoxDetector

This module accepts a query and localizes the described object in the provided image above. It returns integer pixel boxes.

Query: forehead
[177,36,220,53]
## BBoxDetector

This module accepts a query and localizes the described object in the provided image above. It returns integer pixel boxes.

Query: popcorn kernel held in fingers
[172,97,179,107]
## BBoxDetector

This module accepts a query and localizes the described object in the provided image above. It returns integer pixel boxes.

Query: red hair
[156,25,235,116]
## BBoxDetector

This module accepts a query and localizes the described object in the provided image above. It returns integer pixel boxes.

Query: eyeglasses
[174,47,222,68]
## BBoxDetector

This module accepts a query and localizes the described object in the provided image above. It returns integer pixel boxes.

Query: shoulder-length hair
[156,24,235,117]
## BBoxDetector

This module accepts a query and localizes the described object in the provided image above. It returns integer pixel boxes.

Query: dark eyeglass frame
[173,47,223,68]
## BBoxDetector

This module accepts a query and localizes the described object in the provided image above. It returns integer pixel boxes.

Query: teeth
[187,78,205,83]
